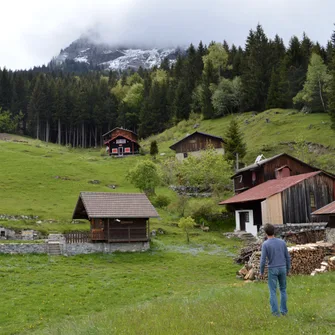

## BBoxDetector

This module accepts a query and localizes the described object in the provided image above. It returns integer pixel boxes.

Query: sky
[1,0,335,70]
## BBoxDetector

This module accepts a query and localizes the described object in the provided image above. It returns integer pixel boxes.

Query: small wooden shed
[169,131,225,161]
[72,192,159,243]
[312,201,335,228]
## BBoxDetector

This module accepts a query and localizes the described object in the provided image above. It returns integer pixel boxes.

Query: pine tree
[266,68,280,109]
[224,118,246,164]
[241,24,271,111]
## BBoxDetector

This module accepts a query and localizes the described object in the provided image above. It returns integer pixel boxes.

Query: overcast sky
[1,0,335,70]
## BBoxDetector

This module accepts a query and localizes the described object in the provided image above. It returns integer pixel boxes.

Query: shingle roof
[72,192,159,219]
[169,131,225,151]
[312,201,335,215]
[220,171,321,205]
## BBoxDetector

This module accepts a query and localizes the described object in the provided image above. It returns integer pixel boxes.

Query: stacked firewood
[234,242,262,264]
[311,255,335,276]
[237,242,335,280]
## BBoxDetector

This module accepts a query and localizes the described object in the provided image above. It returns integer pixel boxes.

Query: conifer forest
[1,24,335,146]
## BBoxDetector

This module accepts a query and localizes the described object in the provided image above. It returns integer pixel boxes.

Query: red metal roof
[220,171,321,205]
[312,201,335,215]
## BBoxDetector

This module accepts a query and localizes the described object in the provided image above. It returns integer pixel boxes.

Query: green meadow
[0,110,334,334]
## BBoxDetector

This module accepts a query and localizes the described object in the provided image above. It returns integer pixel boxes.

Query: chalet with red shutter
[103,127,140,156]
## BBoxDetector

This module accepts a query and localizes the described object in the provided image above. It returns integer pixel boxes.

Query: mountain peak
[53,35,184,71]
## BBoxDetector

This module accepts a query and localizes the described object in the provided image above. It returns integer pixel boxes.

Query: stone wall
[0,243,46,254]
[258,223,329,244]
[63,242,150,255]
[326,228,335,243]
[0,238,150,255]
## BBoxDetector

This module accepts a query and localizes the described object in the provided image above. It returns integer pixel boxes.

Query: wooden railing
[64,232,90,244]
[64,228,148,243]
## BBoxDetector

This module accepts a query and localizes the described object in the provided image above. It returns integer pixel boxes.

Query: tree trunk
[318,76,326,113]
[36,114,40,139]
[76,127,79,148]
[58,119,61,145]
[82,122,85,148]
[94,126,98,148]
[46,120,49,143]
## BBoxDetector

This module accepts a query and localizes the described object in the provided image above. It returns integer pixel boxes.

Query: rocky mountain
[53,36,184,71]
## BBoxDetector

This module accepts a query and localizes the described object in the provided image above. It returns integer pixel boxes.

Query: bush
[185,198,220,224]
[151,194,171,208]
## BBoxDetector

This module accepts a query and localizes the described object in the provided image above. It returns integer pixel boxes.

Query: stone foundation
[0,243,46,254]
[63,242,150,255]
[0,241,150,255]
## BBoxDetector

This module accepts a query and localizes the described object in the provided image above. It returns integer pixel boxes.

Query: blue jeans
[268,267,287,315]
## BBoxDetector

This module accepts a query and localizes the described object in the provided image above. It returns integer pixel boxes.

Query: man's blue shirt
[260,238,291,275]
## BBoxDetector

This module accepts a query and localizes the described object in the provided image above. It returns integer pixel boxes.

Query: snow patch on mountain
[53,36,184,71]
[74,56,89,63]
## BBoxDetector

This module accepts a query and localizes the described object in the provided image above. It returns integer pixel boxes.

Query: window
[124,147,131,153]
[244,212,250,223]
[112,148,118,154]
[0,231,5,237]
[116,139,126,144]
[183,152,188,158]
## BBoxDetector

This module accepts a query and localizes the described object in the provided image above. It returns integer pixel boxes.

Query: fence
[64,232,90,244]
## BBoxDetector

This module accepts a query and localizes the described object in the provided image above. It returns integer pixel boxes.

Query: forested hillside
[1,24,335,146]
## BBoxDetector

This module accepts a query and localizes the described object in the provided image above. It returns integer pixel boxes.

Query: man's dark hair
[264,223,275,236]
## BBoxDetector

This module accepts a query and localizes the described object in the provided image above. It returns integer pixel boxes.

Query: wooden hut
[103,128,140,156]
[72,192,159,242]
[231,153,321,194]
[169,131,225,161]
[312,201,335,228]
[220,171,335,236]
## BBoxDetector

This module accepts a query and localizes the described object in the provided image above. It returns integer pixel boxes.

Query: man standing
[260,223,291,316]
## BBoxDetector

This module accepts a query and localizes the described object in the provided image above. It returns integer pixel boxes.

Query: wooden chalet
[232,153,320,194]
[220,171,335,236]
[312,201,335,228]
[103,127,140,156]
[72,192,159,243]
[169,131,225,161]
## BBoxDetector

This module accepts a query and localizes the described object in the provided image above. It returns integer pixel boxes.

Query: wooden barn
[72,192,159,243]
[312,201,335,228]
[232,153,320,194]
[220,171,335,236]
[169,131,225,161]
[103,127,140,156]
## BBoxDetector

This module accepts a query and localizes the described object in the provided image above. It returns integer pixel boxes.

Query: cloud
[1,0,334,70]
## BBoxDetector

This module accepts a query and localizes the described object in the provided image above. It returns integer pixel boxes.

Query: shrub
[151,194,171,208]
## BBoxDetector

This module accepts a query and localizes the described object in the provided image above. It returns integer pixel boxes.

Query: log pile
[234,242,262,264]
[311,256,335,276]
[237,242,335,280]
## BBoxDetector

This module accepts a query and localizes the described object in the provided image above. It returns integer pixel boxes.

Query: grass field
[142,109,335,173]
[0,110,335,334]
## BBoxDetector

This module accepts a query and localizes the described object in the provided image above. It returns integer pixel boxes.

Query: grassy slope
[142,109,335,173]
[0,110,334,334]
